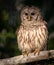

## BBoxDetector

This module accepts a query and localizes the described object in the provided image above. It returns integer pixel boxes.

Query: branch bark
[0,50,54,65]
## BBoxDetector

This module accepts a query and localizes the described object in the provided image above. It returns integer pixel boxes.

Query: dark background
[0,0,54,65]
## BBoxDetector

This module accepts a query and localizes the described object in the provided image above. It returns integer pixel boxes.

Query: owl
[16,6,48,56]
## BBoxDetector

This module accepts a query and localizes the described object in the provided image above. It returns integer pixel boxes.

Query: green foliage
[48,38,54,50]
[0,32,21,58]
[2,10,9,21]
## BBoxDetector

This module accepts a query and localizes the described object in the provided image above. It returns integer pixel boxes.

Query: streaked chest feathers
[17,23,48,53]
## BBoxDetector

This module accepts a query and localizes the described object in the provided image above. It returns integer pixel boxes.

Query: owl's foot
[33,49,40,55]
[22,52,29,57]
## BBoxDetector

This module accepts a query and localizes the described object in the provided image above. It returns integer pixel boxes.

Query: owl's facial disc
[21,6,42,24]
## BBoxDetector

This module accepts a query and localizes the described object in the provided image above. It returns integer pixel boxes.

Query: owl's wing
[40,21,48,50]
[43,20,48,29]
[16,27,19,35]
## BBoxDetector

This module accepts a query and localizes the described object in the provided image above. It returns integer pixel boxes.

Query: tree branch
[0,50,54,65]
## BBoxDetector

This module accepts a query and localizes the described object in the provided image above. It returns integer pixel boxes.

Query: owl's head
[21,6,43,25]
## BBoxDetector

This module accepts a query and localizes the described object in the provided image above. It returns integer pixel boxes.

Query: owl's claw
[22,52,29,57]
[33,49,40,55]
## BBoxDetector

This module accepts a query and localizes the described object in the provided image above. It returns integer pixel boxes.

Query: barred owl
[16,6,48,56]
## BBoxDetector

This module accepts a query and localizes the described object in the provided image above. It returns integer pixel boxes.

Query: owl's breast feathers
[17,21,48,53]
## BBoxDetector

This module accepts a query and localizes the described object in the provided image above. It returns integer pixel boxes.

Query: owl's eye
[25,13,28,15]
[31,13,35,15]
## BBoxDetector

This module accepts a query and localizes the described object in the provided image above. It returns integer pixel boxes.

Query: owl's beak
[27,16,31,21]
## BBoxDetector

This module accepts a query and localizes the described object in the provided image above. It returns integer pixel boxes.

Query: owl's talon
[33,49,40,55]
[22,53,26,56]
[22,52,29,57]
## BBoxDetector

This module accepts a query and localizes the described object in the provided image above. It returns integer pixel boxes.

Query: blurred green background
[0,0,54,65]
